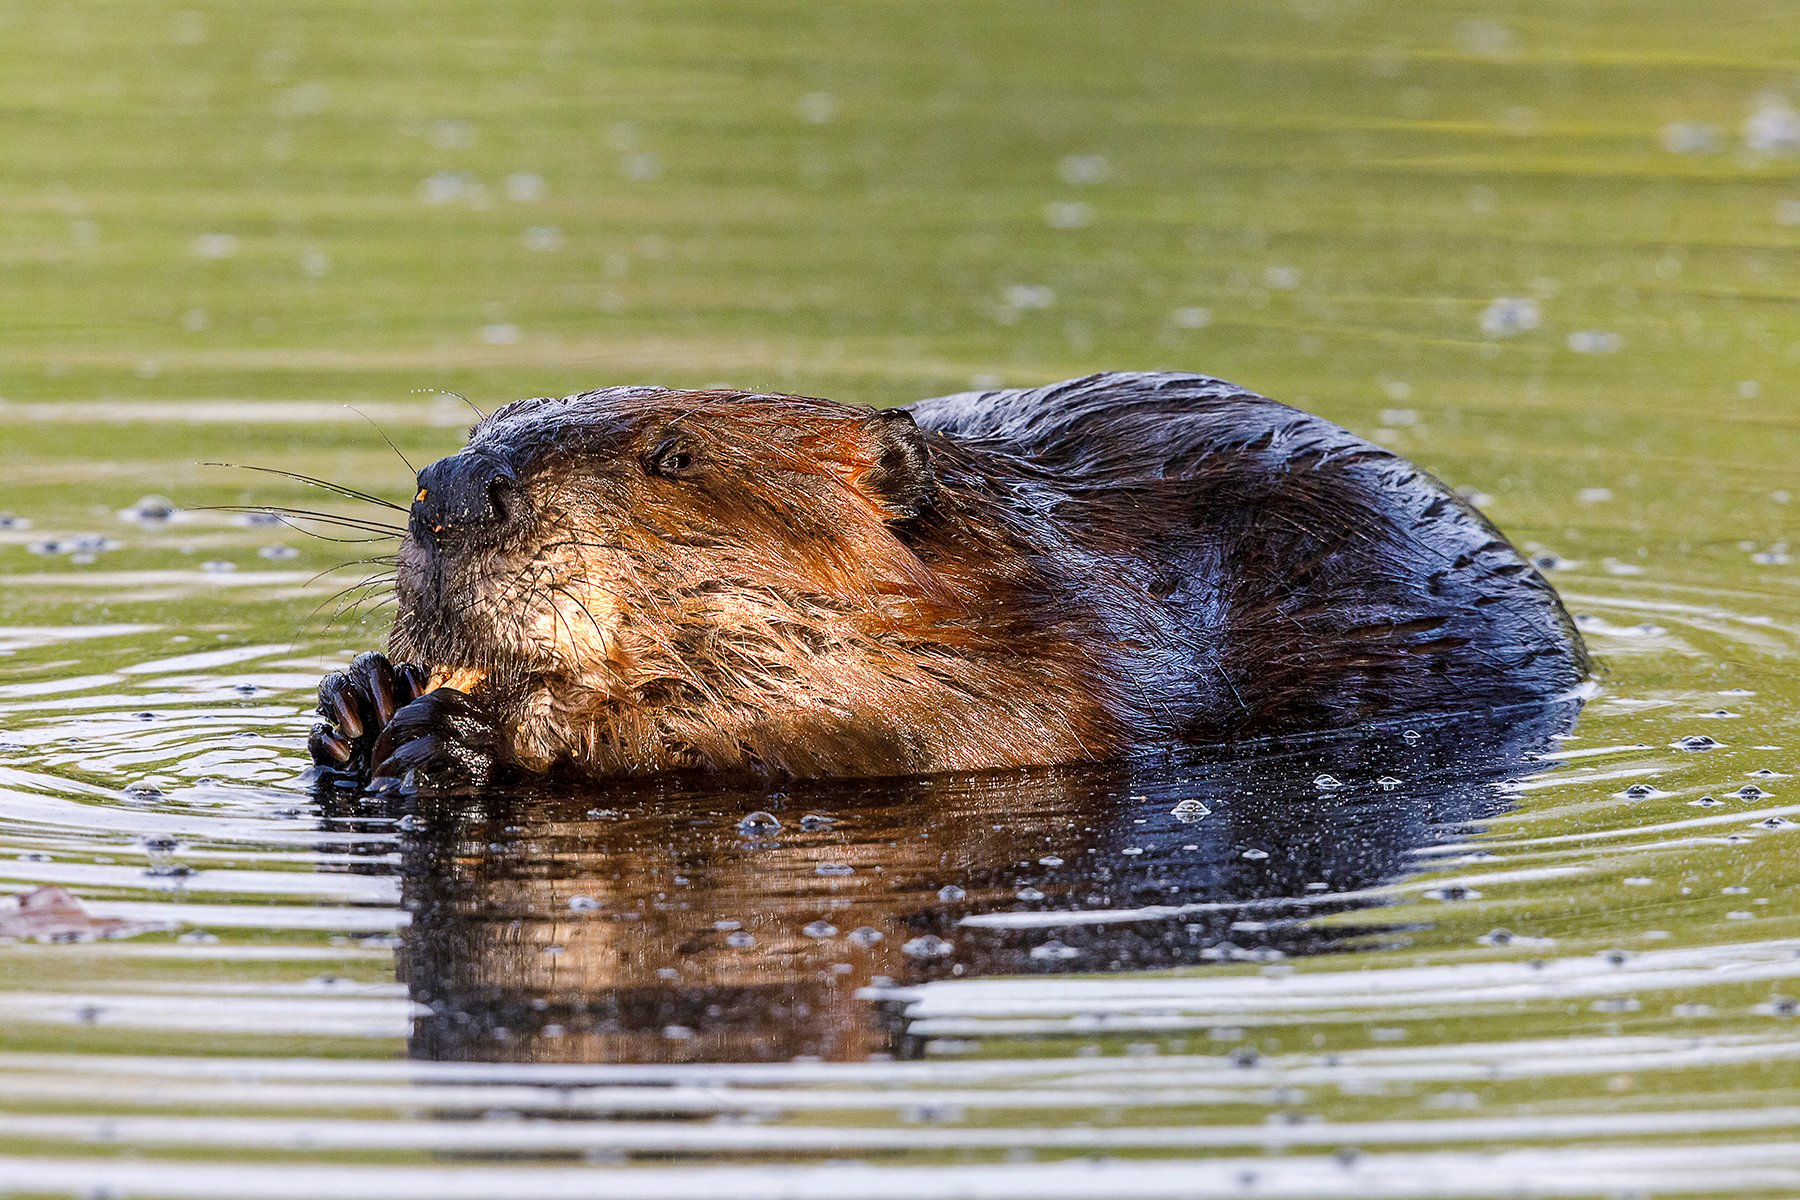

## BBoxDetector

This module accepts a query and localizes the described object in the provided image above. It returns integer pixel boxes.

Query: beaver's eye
[646,437,699,479]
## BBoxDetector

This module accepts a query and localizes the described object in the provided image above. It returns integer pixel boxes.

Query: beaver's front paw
[307,652,428,786]
[368,688,512,793]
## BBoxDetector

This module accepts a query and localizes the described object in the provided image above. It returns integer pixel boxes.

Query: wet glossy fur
[384,372,1586,779]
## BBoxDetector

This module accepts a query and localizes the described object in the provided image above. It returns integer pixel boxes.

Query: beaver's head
[390,388,944,720]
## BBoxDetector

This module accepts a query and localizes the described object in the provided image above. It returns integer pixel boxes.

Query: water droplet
[725,930,756,949]
[799,813,835,831]
[1479,296,1539,337]
[1015,886,1045,902]
[1170,798,1211,822]
[802,920,838,939]
[902,934,954,959]
[737,810,781,836]
[1241,848,1269,860]
[936,884,966,903]
[1312,774,1343,790]
[1029,939,1082,961]
[1739,786,1768,800]
[122,781,164,802]
[847,926,883,947]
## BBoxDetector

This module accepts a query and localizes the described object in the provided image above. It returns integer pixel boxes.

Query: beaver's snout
[410,452,527,545]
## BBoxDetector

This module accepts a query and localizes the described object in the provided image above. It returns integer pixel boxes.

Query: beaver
[306,371,1587,787]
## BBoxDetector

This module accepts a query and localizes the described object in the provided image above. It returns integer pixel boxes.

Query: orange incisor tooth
[427,666,487,693]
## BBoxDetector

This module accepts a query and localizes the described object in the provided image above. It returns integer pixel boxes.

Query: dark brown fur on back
[389,372,1586,778]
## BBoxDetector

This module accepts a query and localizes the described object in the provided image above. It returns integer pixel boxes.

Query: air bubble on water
[1030,939,1082,961]
[1478,928,1514,946]
[1478,296,1538,338]
[235,511,284,527]
[191,233,238,259]
[257,544,298,560]
[1401,729,1421,744]
[737,810,781,836]
[661,1024,695,1040]
[119,495,178,525]
[655,966,679,981]
[1675,735,1719,751]
[1057,153,1110,185]
[503,172,546,201]
[522,226,565,252]
[802,920,838,939]
[1376,776,1402,791]
[1169,306,1212,330]
[847,926,883,947]
[1264,266,1302,290]
[902,934,954,959]
[1601,948,1630,967]
[936,884,966,902]
[1121,846,1145,856]
[17,851,50,863]
[200,560,237,574]
[815,862,853,876]
[1577,487,1613,504]
[1622,784,1658,799]
[1425,884,1479,901]
[1738,785,1768,800]
[1312,774,1343,790]
[478,322,521,345]
[1745,95,1800,156]
[1038,855,1064,867]
[1241,848,1269,860]
[1044,200,1093,229]
[1170,798,1211,822]
[568,895,600,912]
[1016,887,1045,902]
[726,930,756,949]
[622,152,662,181]
[1661,121,1722,154]
[123,781,165,803]
[799,813,835,831]
[1567,330,1623,354]
[0,513,29,530]
[1759,817,1793,830]
[1691,796,1721,808]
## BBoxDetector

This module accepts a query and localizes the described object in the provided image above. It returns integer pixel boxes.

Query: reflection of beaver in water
[308,372,1586,786]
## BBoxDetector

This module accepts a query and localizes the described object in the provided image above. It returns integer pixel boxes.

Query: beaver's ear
[855,408,935,520]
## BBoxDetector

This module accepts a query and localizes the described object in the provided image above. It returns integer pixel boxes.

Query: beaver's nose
[410,453,524,542]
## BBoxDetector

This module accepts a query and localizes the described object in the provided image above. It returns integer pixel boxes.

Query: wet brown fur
[389,373,1586,779]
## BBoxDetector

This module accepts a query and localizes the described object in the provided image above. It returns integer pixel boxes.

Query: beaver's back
[909,372,1587,741]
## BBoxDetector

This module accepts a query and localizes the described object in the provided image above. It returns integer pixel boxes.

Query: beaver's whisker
[202,465,408,513]
[201,505,405,537]
[343,407,418,477]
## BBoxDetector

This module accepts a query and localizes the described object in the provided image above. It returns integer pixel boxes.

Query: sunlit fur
[390,373,1587,779]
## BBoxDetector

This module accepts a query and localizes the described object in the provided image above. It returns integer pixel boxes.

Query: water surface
[3,1,1799,1195]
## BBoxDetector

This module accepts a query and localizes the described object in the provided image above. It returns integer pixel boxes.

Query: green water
[2,1,1799,1195]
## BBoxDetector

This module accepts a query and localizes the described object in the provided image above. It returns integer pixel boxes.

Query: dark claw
[364,654,402,726]
[370,688,511,792]
[308,723,352,765]
[308,652,442,788]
